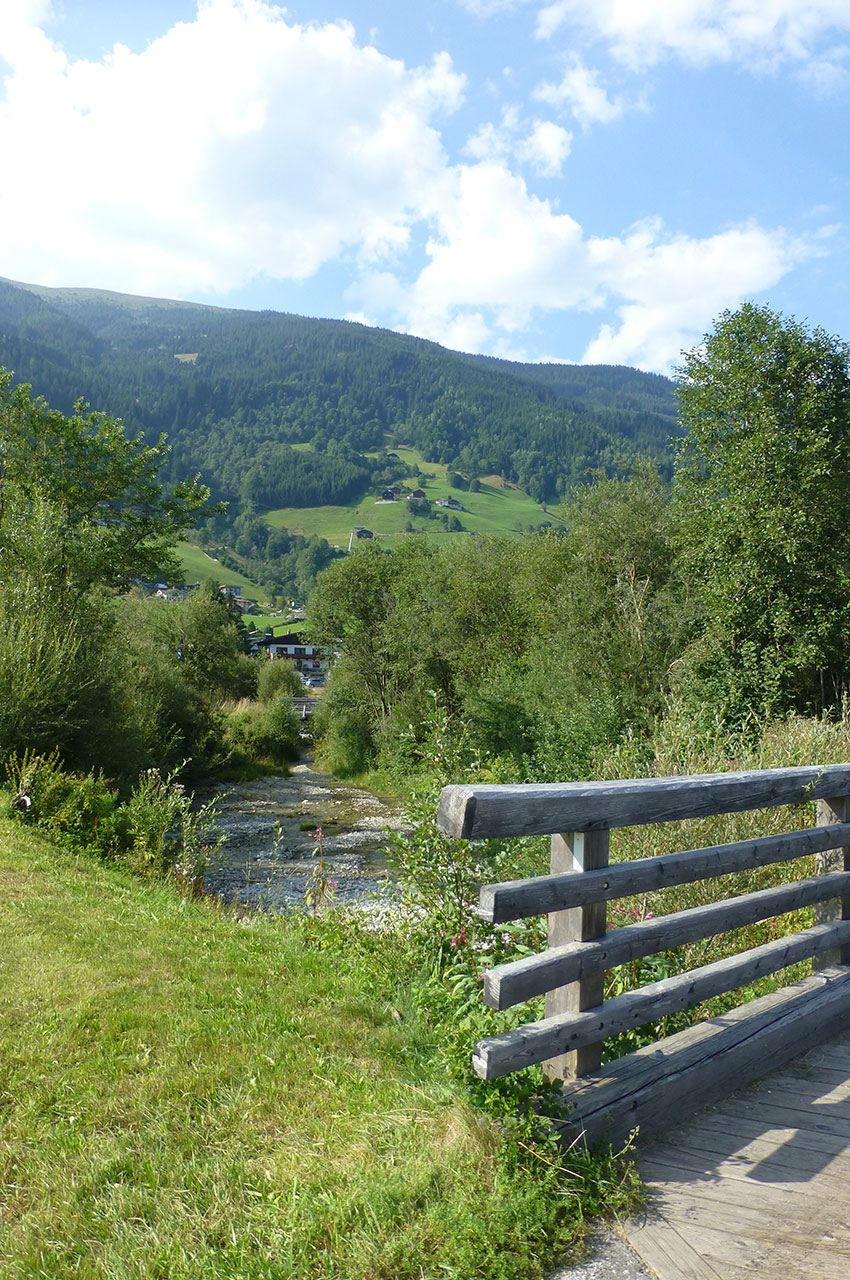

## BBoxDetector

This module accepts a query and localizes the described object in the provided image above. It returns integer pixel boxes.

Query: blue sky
[1,0,847,371]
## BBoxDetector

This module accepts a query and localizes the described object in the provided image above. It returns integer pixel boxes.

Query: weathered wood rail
[437,767,850,1146]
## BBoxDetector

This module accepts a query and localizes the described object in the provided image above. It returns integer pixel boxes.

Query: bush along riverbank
[0,766,640,1280]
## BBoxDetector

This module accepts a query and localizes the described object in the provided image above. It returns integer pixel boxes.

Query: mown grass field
[264,447,564,548]
[177,543,269,602]
[0,817,633,1280]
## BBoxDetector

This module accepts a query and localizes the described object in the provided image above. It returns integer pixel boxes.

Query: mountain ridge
[0,276,680,511]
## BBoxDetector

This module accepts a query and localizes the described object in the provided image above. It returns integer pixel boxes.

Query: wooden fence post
[544,828,609,1081]
[815,796,850,967]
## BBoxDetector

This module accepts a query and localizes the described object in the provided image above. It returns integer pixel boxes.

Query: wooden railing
[438,766,850,1144]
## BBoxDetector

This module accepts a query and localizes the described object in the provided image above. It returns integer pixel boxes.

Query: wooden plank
[639,1156,804,1200]
[648,1124,850,1183]
[558,967,850,1148]
[438,764,850,840]
[625,1216,746,1279]
[564,975,845,1104]
[543,830,608,1080]
[474,920,850,1077]
[667,1110,850,1170]
[478,823,850,924]
[484,871,850,1010]
[815,796,850,965]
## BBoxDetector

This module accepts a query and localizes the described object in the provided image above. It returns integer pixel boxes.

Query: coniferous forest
[0,276,678,513]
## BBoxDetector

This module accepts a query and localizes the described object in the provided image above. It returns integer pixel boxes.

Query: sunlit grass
[264,446,563,548]
[176,543,270,602]
[0,818,631,1279]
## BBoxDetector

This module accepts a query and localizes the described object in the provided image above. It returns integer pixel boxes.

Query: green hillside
[0,277,679,514]
[0,276,677,598]
[176,543,267,595]
[266,448,563,548]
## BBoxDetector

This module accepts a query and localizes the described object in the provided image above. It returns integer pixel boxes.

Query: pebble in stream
[202,760,410,914]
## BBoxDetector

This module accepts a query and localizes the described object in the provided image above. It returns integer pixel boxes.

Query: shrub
[223,694,301,765]
[4,752,221,881]
[257,657,302,702]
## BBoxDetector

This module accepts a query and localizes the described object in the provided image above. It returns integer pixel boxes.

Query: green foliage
[309,476,681,786]
[0,566,122,769]
[4,751,220,879]
[257,657,302,701]
[675,302,850,720]
[223,693,301,767]
[0,368,213,592]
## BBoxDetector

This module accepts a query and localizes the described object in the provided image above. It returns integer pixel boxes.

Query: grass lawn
[0,819,634,1279]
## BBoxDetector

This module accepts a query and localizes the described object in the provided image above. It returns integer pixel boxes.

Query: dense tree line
[309,305,850,780]
[198,508,342,602]
[0,372,297,780]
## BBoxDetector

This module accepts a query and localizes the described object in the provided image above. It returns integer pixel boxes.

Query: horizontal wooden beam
[478,823,850,924]
[484,869,850,1009]
[472,920,850,1080]
[438,765,850,840]
[559,965,850,1148]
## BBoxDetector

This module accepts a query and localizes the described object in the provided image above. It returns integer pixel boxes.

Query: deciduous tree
[675,303,850,718]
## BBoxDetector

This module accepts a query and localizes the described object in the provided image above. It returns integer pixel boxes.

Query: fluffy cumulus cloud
[464,106,571,175]
[581,220,814,368]
[378,178,812,368]
[0,0,464,295]
[534,0,850,82]
[534,62,624,128]
[0,0,823,370]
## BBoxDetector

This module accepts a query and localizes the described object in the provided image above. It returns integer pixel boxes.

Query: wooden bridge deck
[622,1027,850,1278]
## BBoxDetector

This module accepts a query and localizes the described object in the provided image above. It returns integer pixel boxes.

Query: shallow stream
[202,756,409,914]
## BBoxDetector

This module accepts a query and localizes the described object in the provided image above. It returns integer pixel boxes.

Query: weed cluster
[4,749,221,882]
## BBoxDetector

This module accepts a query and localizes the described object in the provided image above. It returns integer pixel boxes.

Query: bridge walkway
[622,1026,850,1279]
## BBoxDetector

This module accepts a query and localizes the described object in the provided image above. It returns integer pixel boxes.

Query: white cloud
[355,175,814,368]
[456,0,532,15]
[516,120,572,174]
[534,62,624,127]
[534,0,850,81]
[465,106,570,175]
[581,219,815,368]
[0,0,465,295]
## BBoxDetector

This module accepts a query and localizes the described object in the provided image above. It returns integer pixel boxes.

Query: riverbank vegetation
[310,304,850,787]
[4,300,850,1275]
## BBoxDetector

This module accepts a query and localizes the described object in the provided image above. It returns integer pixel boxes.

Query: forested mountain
[0,278,679,510]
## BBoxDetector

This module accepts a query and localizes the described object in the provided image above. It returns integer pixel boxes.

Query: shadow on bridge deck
[623,1030,850,1278]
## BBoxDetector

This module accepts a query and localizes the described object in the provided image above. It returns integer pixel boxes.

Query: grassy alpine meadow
[177,543,270,603]
[0,815,638,1280]
[264,447,563,549]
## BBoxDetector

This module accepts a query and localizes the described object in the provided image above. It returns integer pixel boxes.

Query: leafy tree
[0,370,213,593]
[0,372,217,771]
[675,303,850,718]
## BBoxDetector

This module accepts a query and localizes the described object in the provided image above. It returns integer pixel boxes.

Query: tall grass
[591,710,850,1044]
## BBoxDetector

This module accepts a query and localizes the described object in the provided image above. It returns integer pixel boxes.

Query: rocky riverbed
[201,757,409,913]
